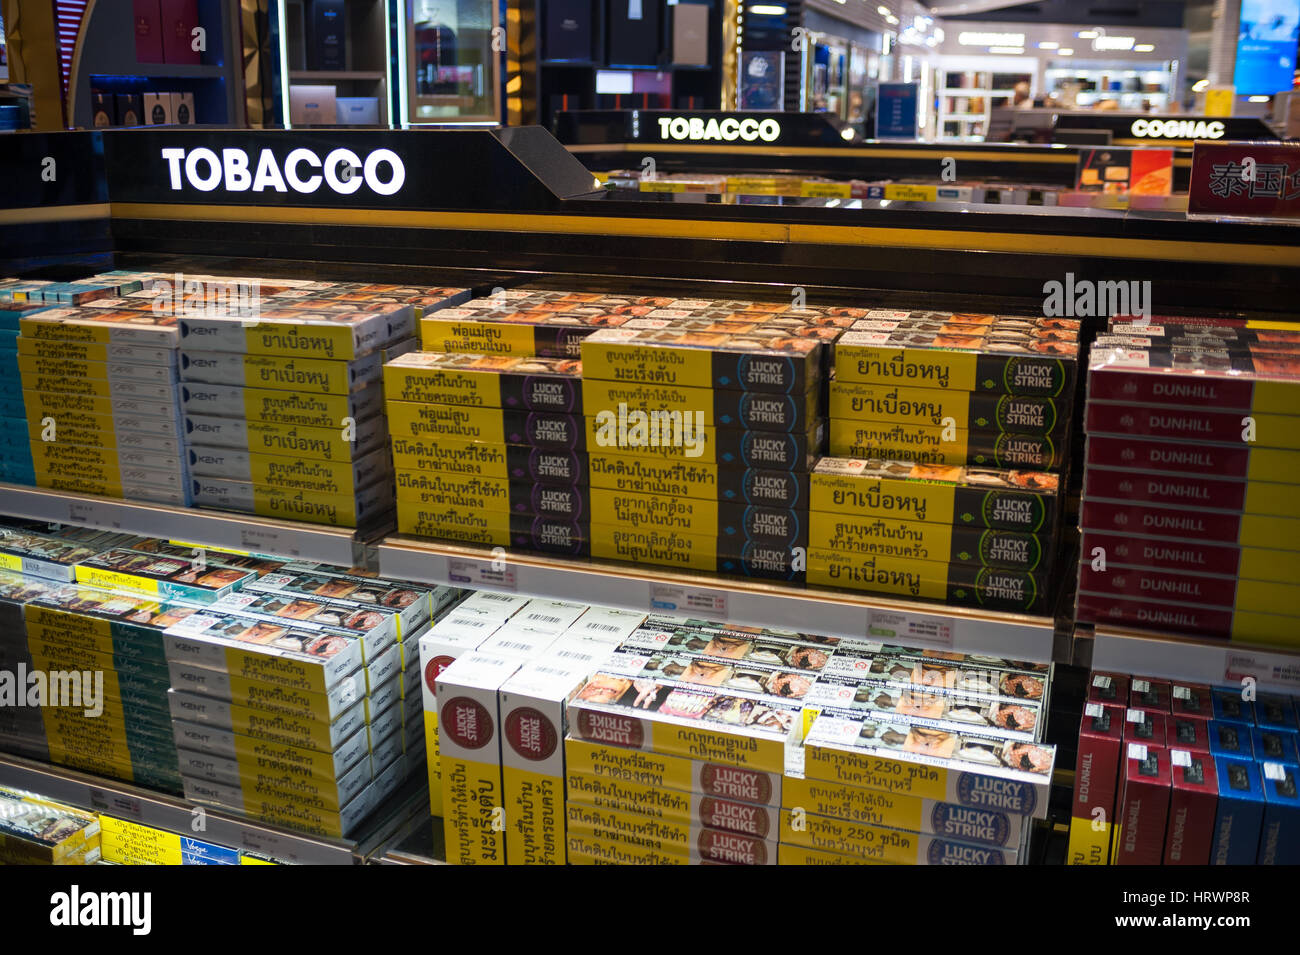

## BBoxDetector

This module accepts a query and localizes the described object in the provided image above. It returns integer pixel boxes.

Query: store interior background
[0,0,1294,136]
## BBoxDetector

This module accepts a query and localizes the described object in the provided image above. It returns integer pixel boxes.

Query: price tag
[448,556,517,591]
[1126,708,1146,723]
[1173,685,1192,699]
[1171,749,1192,767]
[238,526,295,558]
[1225,652,1300,691]
[1085,703,1105,718]
[1127,743,1148,761]
[66,500,120,530]
[648,582,727,617]
[866,609,953,647]
[88,788,143,819]
[1132,679,1151,693]
[1092,674,1113,689]
[238,827,298,864]
[1263,762,1289,782]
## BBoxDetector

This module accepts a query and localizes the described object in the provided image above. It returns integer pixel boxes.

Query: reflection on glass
[405,0,500,123]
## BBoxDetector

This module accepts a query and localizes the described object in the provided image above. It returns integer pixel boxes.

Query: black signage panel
[0,131,108,210]
[103,126,602,210]
[1054,113,1278,142]
[556,110,862,148]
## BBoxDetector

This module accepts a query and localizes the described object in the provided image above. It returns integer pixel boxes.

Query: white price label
[866,609,953,647]
[1092,674,1113,689]
[1127,743,1149,761]
[1085,703,1105,718]
[1263,762,1289,782]
[1132,679,1151,693]
[1171,749,1192,767]
[1172,685,1192,700]
[1225,652,1300,691]
[648,582,727,617]
[448,557,517,591]
[239,526,293,557]
[88,789,143,819]
[1126,708,1146,723]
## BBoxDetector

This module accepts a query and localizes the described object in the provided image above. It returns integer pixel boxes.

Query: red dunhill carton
[1086,672,1130,707]
[1164,749,1218,865]
[1068,701,1125,865]
[1115,742,1171,865]
[1128,678,1171,714]
[1166,716,1211,753]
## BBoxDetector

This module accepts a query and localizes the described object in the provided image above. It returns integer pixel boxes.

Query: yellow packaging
[566,805,778,864]
[563,737,783,804]
[100,819,183,865]
[386,401,522,444]
[801,180,853,198]
[776,843,879,865]
[1067,816,1112,865]
[884,184,938,202]
[778,808,1017,863]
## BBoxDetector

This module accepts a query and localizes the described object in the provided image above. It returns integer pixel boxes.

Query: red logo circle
[424,655,455,696]
[505,707,558,761]
[699,764,771,804]
[575,709,643,748]
[441,696,494,749]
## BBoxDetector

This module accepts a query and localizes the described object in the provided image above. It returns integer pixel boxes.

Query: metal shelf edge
[376,536,1057,661]
[1091,627,1300,693]
[0,483,363,565]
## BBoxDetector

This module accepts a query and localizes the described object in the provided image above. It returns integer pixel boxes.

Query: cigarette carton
[1259,761,1300,865]
[394,470,586,519]
[1087,351,1299,414]
[1085,433,1298,484]
[181,382,384,428]
[190,475,393,529]
[588,454,807,507]
[565,804,777,864]
[812,512,1050,571]
[803,712,1053,819]
[183,413,386,460]
[566,770,779,837]
[1251,728,1298,764]
[583,379,818,433]
[563,738,782,805]
[1255,693,1298,732]
[1079,499,1298,551]
[166,688,366,752]
[1081,531,1300,585]
[395,508,588,554]
[390,436,586,484]
[182,773,372,839]
[180,350,384,396]
[178,307,414,360]
[186,444,390,497]
[580,326,821,394]
[830,383,1067,435]
[20,308,179,347]
[72,547,254,603]
[811,457,1059,533]
[1164,749,1218,865]
[166,658,365,721]
[1113,742,1171,865]
[383,352,582,412]
[562,608,645,644]
[1211,757,1266,865]
[386,402,586,449]
[436,652,522,864]
[778,809,1016,864]
[170,719,369,780]
[1167,717,1211,752]
[829,419,1066,470]
[243,569,432,639]
[582,418,822,469]
[565,830,731,865]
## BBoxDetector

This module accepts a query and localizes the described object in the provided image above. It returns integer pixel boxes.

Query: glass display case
[399,0,501,124]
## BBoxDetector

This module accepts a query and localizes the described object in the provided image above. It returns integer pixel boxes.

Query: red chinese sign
[1187,141,1300,218]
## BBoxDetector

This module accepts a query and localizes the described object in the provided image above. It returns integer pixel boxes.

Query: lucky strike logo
[699,764,772,803]
[504,706,558,761]
[575,709,644,748]
[442,696,494,749]
[424,655,455,696]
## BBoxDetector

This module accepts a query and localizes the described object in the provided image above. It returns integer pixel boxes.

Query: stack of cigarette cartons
[384,352,591,552]
[0,569,63,762]
[787,642,1053,865]
[579,313,828,583]
[1070,671,1300,865]
[806,457,1061,612]
[562,615,818,864]
[14,294,187,505]
[0,785,102,865]
[0,518,140,582]
[1078,323,1300,647]
[0,567,198,793]
[433,595,639,863]
[828,311,1079,470]
[0,282,60,486]
[161,582,410,838]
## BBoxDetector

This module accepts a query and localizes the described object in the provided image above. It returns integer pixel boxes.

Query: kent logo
[50,886,152,935]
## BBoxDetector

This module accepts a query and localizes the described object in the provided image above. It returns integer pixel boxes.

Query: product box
[179,307,414,361]
[591,489,805,546]
[1113,742,1171,865]
[1129,678,1171,713]
[1167,716,1211,752]
[1164,749,1218,865]
[565,803,777,864]
[587,454,807,507]
[0,525,132,581]
[567,770,779,838]
[386,402,586,449]
[186,444,390,496]
[1210,687,1255,725]
[142,92,174,125]
[592,526,804,582]
[180,350,382,395]
[437,652,522,865]
[579,326,821,394]
[1081,531,1300,585]
[171,718,369,781]
[1209,722,1254,760]
[390,435,586,484]
[829,419,1066,470]
[183,413,386,460]
[159,0,200,64]
[417,306,636,359]
[1085,433,1297,485]
[336,97,380,125]
[802,712,1054,819]
[582,379,818,434]
[73,547,254,604]
[1087,348,1299,414]
[182,771,373,839]
[562,737,784,806]
[394,470,585,520]
[191,475,393,529]
[288,85,337,126]
[243,567,434,638]
[811,511,1049,571]
[167,658,365,723]
[1170,681,1214,721]
[582,418,822,470]
[1211,756,1266,865]
[778,808,1016,864]
[178,741,370,814]
[181,382,384,428]
[396,507,588,554]
[383,353,582,412]
[807,549,1048,613]
[833,328,1077,396]
[1075,591,1297,645]
[169,92,195,124]
[830,383,1067,436]
[810,457,1059,533]
[1259,761,1300,864]
[565,673,801,774]
[1078,499,1297,552]
[166,688,366,753]
[1088,401,1300,451]
[1256,693,1298,732]
[133,0,164,62]
[620,619,837,671]
[0,788,101,864]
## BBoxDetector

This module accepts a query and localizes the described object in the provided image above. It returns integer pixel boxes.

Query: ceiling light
[959,31,1024,46]
[1057,48,1074,56]
[1077,30,1099,39]
[934,27,944,42]
[1038,41,1059,49]
[748,3,786,13]
[1249,95,1271,102]
[989,47,1024,54]
[886,14,899,23]
[1134,43,1155,52]
[1094,36,1136,51]
[1192,79,1209,91]
[877,5,890,14]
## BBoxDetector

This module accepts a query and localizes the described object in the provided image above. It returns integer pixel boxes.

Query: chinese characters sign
[1188,141,1300,217]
